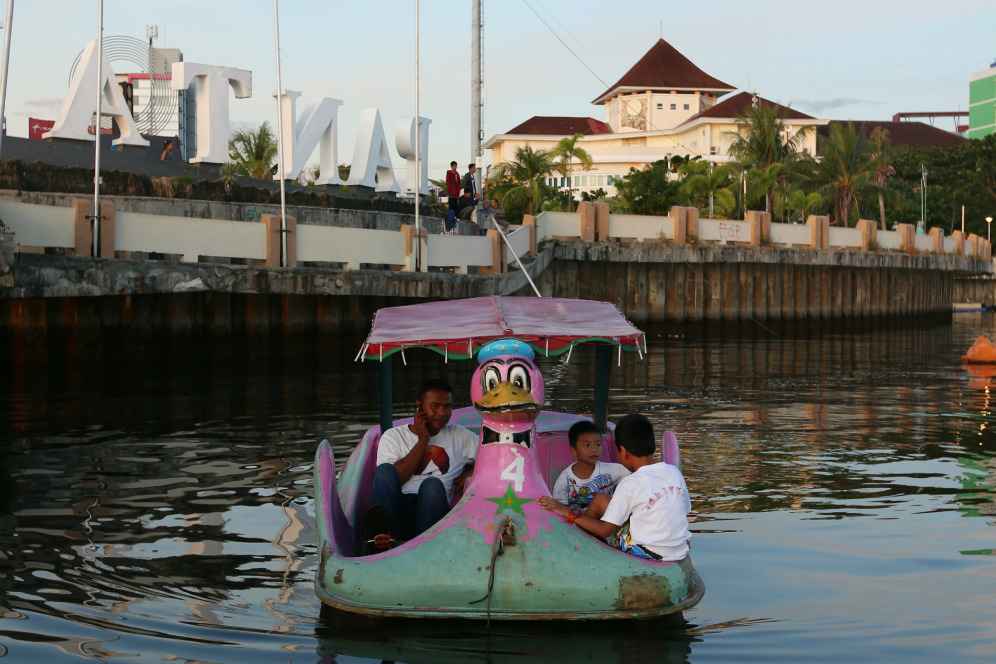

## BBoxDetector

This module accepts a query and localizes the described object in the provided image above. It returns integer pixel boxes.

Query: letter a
[43,40,149,147]
[347,109,399,193]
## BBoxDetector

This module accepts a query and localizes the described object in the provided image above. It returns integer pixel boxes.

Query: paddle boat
[313,296,704,620]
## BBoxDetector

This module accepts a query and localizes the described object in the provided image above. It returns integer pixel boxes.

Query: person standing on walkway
[445,161,461,233]
[462,163,480,211]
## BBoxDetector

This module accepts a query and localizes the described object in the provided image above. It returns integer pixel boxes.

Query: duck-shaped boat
[314,296,704,620]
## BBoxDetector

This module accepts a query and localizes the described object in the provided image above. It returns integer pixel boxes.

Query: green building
[969,63,996,139]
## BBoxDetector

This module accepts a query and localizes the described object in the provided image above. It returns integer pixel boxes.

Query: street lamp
[987,216,993,243]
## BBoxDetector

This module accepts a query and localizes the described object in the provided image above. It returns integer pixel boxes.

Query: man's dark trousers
[371,463,449,540]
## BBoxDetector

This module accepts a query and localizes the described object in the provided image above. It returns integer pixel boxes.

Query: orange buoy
[962,336,996,363]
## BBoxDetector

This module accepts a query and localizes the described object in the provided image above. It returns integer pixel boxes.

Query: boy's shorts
[609,521,662,561]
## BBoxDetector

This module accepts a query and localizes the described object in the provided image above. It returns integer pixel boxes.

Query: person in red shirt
[444,161,461,233]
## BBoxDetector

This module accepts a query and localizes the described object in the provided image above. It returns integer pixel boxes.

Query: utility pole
[0,0,15,160]
[415,0,421,270]
[471,0,482,201]
[272,0,288,267]
[92,0,103,257]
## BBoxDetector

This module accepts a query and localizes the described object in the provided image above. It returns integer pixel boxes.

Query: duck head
[471,339,545,446]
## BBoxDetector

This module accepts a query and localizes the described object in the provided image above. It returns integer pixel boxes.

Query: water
[2,313,996,662]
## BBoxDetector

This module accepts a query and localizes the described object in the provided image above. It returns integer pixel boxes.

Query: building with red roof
[485,39,961,199]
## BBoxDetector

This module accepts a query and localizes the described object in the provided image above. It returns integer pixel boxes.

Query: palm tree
[785,189,824,223]
[490,145,556,217]
[727,99,805,214]
[551,133,593,211]
[868,127,895,231]
[813,122,871,227]
[681,162,735,218]
[227,122,278,180]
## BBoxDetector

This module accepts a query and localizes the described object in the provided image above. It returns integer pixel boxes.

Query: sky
[5,0,996,178]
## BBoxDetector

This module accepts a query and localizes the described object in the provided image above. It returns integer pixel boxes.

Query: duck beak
[474,382,539,415]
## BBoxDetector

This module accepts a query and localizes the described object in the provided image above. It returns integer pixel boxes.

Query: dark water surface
[2,313,996,662]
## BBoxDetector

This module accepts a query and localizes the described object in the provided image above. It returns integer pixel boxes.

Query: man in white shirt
[539,414,691,562]
[366,379,478,550]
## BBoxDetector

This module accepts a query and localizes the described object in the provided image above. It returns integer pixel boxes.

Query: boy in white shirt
[552,420,629,514]
[539,414,691,562]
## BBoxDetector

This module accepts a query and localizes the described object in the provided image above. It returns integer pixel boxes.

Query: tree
[812,122,870,226]
[227,122,278,180]
[680,161,735,218]
[867,127,896,230]
[489,145,556,222]
[727,99,805,214]
[611,160,682,215]
[785,189,824,223]
[551,133,593,211]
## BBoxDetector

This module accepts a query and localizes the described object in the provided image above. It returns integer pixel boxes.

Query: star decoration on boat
[487,484,532,516]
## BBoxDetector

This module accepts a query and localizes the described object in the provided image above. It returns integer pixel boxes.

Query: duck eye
[509,365,530,391]
[483,366,501,392]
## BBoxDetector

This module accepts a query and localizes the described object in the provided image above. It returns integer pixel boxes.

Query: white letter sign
[171,62,252,164]
[43,40,149,147]
[275,90,344,184]
[395,116,431,195]
[347,109,399,193]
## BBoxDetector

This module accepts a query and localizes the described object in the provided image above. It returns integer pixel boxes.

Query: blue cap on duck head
[477,338,535,364]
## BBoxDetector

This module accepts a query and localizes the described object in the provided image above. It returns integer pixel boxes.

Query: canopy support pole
[379,357,393,433]
[594,345,611,432]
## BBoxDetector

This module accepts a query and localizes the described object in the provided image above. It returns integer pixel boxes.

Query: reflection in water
[2,316,996,661]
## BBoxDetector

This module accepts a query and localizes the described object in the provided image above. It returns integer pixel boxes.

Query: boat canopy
[358,296,645,362]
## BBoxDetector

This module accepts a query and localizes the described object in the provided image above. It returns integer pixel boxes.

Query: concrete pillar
[747,212,763,246]
[594,202,610,242]
[401,223,429,273]
[807,215,829,249]
[72,198,90,256]
[686,206,699,243]
[670,206,687,245]
[578,202,596,242]
[263,214,297,268]
[98,201,115,258]
[967,234,981,258]
[746,210,772,244]
[71,198,115,257]
[856,219,877,251]
[522,215,538,255]
[486,229,504,274]
[928,227,944,254]
[896,223,915,254]
[951,230,965,255]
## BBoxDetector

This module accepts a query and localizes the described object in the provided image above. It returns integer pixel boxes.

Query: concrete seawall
[539,242,967,322]
[953,276,996,307]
